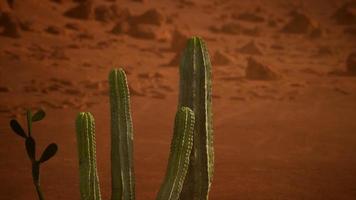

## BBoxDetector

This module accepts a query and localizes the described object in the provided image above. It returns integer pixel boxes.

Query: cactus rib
[109,68,135,200]
[76,112,101,200]
[178,36,214,200]
[156,107,195,200]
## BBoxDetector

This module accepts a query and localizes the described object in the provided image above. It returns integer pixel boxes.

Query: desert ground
[0,0,356,199]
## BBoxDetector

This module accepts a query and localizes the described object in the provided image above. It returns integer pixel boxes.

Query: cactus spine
[156,107,195,200]
[75,112,101,200]
[178,36,214,200]
[109,68,135,200]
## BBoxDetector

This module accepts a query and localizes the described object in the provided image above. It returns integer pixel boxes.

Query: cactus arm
[109,68,135,200]
[75,112,101,200]
[156,107,195,200]
[178,36,214,200]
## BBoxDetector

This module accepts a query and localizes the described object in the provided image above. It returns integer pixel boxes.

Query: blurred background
[0,0,356,199]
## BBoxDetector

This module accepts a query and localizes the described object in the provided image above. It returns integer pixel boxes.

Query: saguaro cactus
[178,36,214,200]
[109,68,135,200]
[74,36,214,200]
[156,107,195,200]
[75,112,101,200]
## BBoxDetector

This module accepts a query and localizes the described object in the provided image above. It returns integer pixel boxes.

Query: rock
[281,11,321,37]
[170,29,189,52]
[110,7,132,34]
[0,12,20,38]
[111,21,130,34]
[64,1,93,20]
[332,1,356,25]
[167,52,181,66]
[129,85,145,96]
[73,0,90,3]
[51,0,72,3]
[219,22,242,34]
[211,22,260,36]
[94,4,118,22]
[232,12,265,23]
[6,0,14,9]
[245,57,279,80]
[111,8,165,40]
[64,88,82,95]
[344,26,356,35]
[212,50,235,65]
[0,86,11,92]
[270,44,284,50]
[112,6,131,21]
[45,25,63,35]
[241,26,260,36]
[132,0,146,2]
[346,52,356,75]
[19,20,34,31]
[129,8,164,26]
[317,46,333,56]
[238,40,262,55]
[0,1,11,13]
[50,47,69,60]
[65,22,81,31]
[128,24,158,39]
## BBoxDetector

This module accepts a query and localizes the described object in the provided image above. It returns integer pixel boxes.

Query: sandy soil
[0,0,356,199]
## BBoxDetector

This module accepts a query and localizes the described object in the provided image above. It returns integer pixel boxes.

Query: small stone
[344,26,356,36]
[281,11,321,37]
[111,21,130,35]
[346,52,356,75]
[94,4,117,22]
[64,88,82,95]
[219,22,242,34]
[238,40,262,55]
[128,24,157,39]
[170,29,189,52]
[245,57,279,80]
[166,52,181,66]
[45,25,63,35]
[64,1,93,20]
[129,8,165,26]
[0,86,11,92]
[65,23,81,31]
[232,12,265,23]
[332,1,356,25]
[0,12,21,38]
[212,50,235,66]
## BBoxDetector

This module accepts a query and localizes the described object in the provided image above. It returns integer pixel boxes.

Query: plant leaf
[39,143,58,163]
[25,137,36,161]
[10,120,27,138]
[32,109,46,122]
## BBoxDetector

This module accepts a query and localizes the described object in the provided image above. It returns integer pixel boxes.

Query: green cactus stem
[76,112,101,200]
[156,107,195,200]
[178,36,214,200]
[109,68,135,200]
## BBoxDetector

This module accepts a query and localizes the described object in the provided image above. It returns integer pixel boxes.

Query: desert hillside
[0,0,356,199]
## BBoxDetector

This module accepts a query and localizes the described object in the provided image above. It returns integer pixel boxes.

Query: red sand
[1,0,356,199]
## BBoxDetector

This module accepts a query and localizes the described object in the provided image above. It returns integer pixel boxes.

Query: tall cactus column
[156,107,195,200]
[109,68,135,200]
[178,37,214,200]
[76,112,101,200]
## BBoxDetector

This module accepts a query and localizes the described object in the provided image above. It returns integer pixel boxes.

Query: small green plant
[75,36,213,200]
[9,109,58,200]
